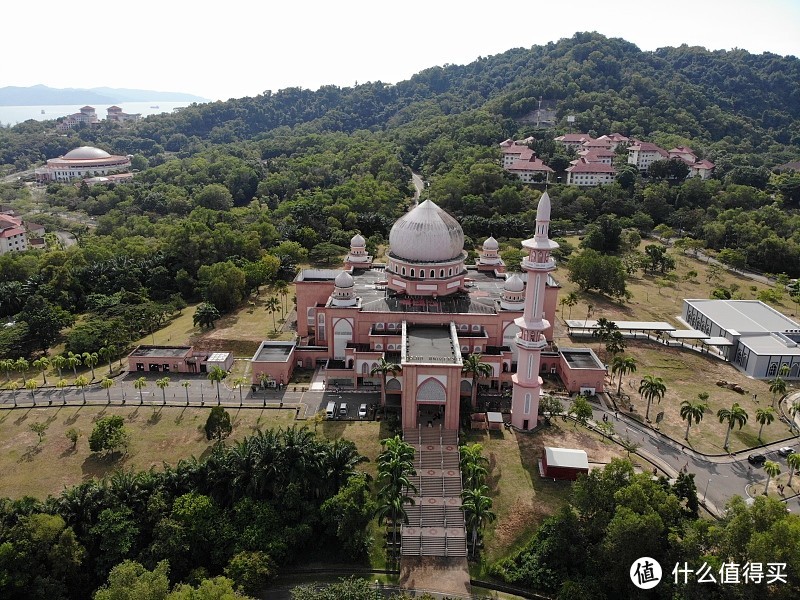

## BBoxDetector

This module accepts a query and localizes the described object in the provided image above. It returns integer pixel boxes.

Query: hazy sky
[3,0,799,102]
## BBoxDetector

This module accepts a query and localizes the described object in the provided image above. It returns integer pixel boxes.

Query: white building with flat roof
[682,299,800,379]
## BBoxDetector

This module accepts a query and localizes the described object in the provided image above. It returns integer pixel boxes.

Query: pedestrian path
[309,366,326,391]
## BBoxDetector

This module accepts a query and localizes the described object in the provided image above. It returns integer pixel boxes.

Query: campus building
[293,194,605,430]
[36,146,132,182]
[681,299,800,380]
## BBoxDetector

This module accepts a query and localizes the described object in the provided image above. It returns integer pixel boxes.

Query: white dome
[334,271,354,288]
[504,273,524,292]
[483,236,499,250]
[63,146,112,160]
[389,199,464,262]
[351,233,366,247]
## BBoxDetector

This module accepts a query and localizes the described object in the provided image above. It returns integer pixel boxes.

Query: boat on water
[40,109,45,114]
[150,105,159,109]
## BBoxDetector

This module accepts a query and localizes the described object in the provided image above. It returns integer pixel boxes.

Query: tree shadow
[64,406,83,426]
[146,409,163,425]
[81,452,126,480]
[174,406,188,425]
[19,444,43,462]
[14,407,34,426]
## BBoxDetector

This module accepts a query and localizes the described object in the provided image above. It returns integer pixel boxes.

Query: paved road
[559,393,800,516]
[411,172,424,205]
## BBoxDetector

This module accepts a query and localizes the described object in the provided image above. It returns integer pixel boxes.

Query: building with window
[565,158,617,186]
[0,213,44,255]
[682,299,800,379]
[627,140,669,172]
[106,106,141,124]
[293,195,604,430]
[37,146,132,182]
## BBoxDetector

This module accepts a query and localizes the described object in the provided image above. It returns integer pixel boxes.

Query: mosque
[291,192,605,431]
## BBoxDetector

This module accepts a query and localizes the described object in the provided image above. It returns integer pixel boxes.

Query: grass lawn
[0,405,298,499]
[462,420,633,576]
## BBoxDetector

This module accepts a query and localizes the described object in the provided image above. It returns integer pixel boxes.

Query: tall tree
[134,376,147,405]
[193,302,221,329]
[75,375,89,405]
[638,375,667,422]
[611,355,637,396]
[205,406,233,444]
[156,376,170,405]
[762,460,781,496]
[207,366,227,403]
[786,453,800,488]
[462,485,496,557]
[264,297,281,332]
[32,356,50,385]
[755,406,775,441]
[371,358,400,408]
[101,377,114,405]
[717,402,749,450]
[82,351,99,381]
[462,354,492,409]
[769,376,787,407]
[680,395,708,441]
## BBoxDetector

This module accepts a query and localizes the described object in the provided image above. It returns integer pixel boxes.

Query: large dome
[63,146,112,160]
[389,200,464,262]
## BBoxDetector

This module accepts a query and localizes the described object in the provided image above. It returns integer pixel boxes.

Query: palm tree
[101,377,114,404]
[99,345,116,376]
[33,357,50,385]
[207,366,227,404]
[762,460,781,495]
[460,443,489,490]
[638,375,667,421]
[755,406,775,441]
[605,330,626,358]
[717,403,749,450]
[0,358,12,382]
[592,318,618,357]
[769,376,787,407]
[82,352,99,381]
[611,355,637,396]
[74,375,89,405]
[156,376,170,405]
[371,358,400,407]
[51,355,66,379]
[134,377,147,405]
[462,485,497,557]
[56,378,68,405]
[232,376,248,406]
[193,302,221,329]
[65,352,82,378]
[680,395,708,441]
[265,297,281,332]
[786,453,800,488]
[274,280,289,317]
[8,381,18,407]
[182,381,191,406]
[462,354,492,409]
[25,379,38,405]
[15,358,29,385]
[565,291,579,320]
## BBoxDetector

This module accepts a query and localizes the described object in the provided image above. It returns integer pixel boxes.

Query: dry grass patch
[0,405,297,499]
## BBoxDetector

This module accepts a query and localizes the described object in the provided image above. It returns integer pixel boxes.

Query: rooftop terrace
[405,326,459,365]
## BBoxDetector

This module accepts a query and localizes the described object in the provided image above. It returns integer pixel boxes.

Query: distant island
[0,84,208,106]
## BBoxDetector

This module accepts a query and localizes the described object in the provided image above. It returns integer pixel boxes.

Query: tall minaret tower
[511,191,559,430]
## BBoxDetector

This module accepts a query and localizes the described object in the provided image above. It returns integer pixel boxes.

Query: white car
[358,404,368,418]
[777,447,795,457]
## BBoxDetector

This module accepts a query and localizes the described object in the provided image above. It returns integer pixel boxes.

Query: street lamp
[703,478,712,503]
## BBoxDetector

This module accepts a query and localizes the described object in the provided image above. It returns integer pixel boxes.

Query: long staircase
[400,427,467,557]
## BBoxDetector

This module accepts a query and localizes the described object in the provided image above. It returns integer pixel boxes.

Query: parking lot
[318,391,379,421]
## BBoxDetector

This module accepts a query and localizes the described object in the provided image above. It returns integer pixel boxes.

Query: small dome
[389,199,464,262]
[63,146,112,160]
[536,191,551,222]
[504,273,524,292]
[483,236,499,250]
[351,233,366,247]
[334,271,354,288]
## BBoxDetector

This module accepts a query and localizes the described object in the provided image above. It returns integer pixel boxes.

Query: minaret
[511,191,559,430]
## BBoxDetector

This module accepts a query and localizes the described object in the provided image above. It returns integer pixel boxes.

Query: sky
[2,0,799,102]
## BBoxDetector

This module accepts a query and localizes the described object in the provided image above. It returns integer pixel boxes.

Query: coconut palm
[680,395,708,441]
[462,354,492,408]
[274,280,289,317]
[156,376,170,405]
[755,406,776,441]
[14,358,29,385]
[207,366,227,404]
[232,376,248,406]
[134,377,147,405]
[25,379,38,405]
[592,318,618,357]
[564,291,579,320]
[265,297,281,332]
[611,355,637,396]
[769,376,787,407]
[638,375,667,422]
[8,381,18,407]
[717,403,749,450]
[74,375,89,405]
[51,355,66,379]
[56,378,68,405]
[462,485,496,557]
[82,352,99,381]
[101,377,114,404]
[0,358,12,382]
[99,345,116,376]
[182,381,191,406]
[371,358,400,407]
[65,352,81,377]
[460,443,489,490]
[762,460,781,495]
[32,357,50,385]
[786,453,800,488]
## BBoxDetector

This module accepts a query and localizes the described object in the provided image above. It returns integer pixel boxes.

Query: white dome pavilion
[389,199,464,263]
[63,146,112,160]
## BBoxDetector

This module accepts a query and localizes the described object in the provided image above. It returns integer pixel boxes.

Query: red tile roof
[0,227,25,238]
[628,142,668,156]
[566,160,616,173]
[508,157,554,172]
[555,133,593,143]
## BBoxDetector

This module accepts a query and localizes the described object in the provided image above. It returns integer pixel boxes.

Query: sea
[0,101,202,126]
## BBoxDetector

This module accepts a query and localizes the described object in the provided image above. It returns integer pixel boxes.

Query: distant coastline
[0,84,207,107]
[0,102,199,126]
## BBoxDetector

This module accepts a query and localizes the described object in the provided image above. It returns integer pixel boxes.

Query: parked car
[777,447,795,457]
[339,403,348,417]
[358,403,368,418]
[748,453,767,466]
